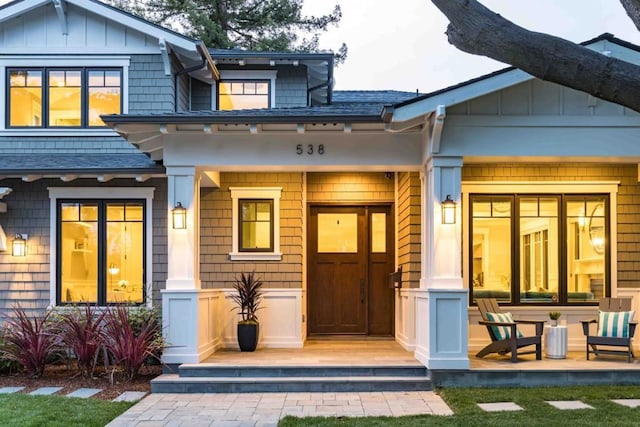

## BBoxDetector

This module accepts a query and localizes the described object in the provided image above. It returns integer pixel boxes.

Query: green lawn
[0,394,134,427]
[280,385,640,426]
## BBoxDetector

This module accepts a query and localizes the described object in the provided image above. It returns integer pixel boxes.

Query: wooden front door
[308,205,395,336]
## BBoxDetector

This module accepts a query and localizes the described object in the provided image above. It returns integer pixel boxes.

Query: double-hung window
[58,200,145,305]
[470,193,609,305]
[8,67,122,128]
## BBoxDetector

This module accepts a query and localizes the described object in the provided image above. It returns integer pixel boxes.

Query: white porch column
[162,166,216,364]
[415,156,469,369]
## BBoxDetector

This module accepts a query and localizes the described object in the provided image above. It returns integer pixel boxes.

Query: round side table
[545,325,568,359]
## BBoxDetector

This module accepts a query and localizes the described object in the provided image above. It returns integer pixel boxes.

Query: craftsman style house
[1,0,640,370]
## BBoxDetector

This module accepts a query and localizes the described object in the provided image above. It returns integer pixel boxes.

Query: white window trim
[229,187,282,261]
[0,56,130,133]
[48,187,155,307]
[213,70,278,109]
[461,180,619,296]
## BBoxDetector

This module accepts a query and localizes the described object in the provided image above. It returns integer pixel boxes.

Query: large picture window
[470,194,608,305]
[58,200,145,305]
[8,67,121,128]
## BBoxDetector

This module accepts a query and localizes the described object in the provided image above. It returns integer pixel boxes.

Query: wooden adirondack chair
[581,297,636,362]
[476,298,545,362]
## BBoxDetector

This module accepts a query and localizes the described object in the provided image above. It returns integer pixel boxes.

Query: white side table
[545,325,568,359]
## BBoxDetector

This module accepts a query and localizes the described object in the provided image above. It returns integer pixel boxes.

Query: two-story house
[3,0,640,371]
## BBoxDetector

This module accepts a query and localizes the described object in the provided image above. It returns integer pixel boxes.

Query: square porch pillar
[416,157,469,369]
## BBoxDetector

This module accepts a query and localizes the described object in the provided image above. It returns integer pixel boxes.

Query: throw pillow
[485,311,523,340]
[597,310,635,338]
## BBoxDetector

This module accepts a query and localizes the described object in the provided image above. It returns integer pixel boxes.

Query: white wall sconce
[12,234,27,257]
[441,195,456,225]
[172,202,187,229]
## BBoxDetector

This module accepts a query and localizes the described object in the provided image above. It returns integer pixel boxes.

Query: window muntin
[470,194,608,305]
[59,200,145,305]
[239,199,273,252]
[218,80,270,110]
[7,67,122,128]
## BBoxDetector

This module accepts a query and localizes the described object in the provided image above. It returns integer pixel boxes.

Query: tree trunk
[430,0,640,113]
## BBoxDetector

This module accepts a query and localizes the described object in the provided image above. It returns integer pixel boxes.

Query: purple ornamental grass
[59,304,106,378]
[102,305,162,381]
[2,305,58,378]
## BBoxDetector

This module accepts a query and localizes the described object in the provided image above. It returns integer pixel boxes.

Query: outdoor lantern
[172,202,187,229]
[441,195,456,225]
[12,234,26,257]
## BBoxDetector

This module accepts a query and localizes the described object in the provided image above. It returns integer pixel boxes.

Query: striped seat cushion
[597,310,635,338]
[485,312,523,340]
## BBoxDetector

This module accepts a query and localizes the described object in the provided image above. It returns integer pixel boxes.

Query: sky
[301,0,640,94]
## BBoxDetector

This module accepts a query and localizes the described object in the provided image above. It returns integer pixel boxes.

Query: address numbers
[296,144,325,155]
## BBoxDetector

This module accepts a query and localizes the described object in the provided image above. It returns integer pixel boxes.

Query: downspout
[174,42,219,112]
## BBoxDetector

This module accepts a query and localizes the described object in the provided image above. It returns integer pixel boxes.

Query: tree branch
[620,0,640,31]
[431,0,640,113]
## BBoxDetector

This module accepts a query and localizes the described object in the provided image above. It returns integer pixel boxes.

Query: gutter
[175,41,220,112]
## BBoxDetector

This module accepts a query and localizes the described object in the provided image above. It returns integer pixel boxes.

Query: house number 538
[296,144,325,155]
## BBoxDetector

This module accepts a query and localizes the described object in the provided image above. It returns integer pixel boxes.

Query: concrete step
[151,373,433,393]
[177,364,427,378]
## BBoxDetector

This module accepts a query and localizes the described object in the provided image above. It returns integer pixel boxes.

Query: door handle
[360,279,365,303]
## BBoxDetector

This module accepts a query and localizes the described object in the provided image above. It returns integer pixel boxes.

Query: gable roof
[391,33,640,123]
[0,0,209,69]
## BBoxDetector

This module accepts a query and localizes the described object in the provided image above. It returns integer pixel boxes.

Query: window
[58,200,145,305]
[8,67,121,128]
[239,199,273,251]
[469,194,609,305]
[218,80,270,110]
[229,187,282,261]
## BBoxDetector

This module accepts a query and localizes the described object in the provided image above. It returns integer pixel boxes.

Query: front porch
[152,340,640,393]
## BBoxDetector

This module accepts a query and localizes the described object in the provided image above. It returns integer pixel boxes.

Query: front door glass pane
[371,212,386,253]
[318,213,358,253]
[471,198,512,302]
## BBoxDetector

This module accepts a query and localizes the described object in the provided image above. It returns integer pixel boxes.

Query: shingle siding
[129,55,175,113]
[0,178,168,318]
[397,172,421,288]
[307,172,395,202]
[275,66,308,108]
[462,163,640,289]
[0,136,138,155]
[191,79,212,111]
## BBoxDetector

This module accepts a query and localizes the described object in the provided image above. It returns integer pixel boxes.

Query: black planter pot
[237,322,259,352]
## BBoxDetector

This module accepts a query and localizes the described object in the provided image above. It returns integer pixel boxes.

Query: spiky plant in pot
[231,272,263,352]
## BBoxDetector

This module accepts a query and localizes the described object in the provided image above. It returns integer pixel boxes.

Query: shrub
[0,327,21,374]
[102,305,163,381]
[2,306,59,377]
[59,305,107,378]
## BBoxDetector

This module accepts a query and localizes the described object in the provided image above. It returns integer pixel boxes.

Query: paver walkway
[0,385,146,402]
[106,391,454,426]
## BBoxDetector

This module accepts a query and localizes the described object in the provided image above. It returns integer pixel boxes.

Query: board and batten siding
[462,163,640,289]
[397,172,421,288]
[200,172,304,289]
[0,178,168,318]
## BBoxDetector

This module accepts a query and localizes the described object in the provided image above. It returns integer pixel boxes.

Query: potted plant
[548,311,562,327]
[231,272,263,352]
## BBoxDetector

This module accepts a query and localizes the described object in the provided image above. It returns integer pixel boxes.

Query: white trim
[216,70,278,108]
[461,180,620,301]
[229,187,282,261]
[47,187,155,307]
[0,57,130,130]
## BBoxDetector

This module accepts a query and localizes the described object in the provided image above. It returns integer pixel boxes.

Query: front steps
[151,364,432,393]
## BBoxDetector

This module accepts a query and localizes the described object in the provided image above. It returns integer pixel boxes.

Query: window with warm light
[470,194,608,305]
[8,67,121,128]
[239,199,273,252]
[218,80,270,110]
[58,200,145,305]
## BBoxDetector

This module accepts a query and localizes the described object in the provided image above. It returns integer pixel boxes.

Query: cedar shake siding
[129,55,176,114]
[462,163,640,289]
[306,172,395,202]
[397,172,421,288]
[0,178,168,317]
[200,172,304,289]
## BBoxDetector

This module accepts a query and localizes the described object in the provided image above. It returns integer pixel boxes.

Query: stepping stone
[477,402,523,412]
[546,400,593,410]
[66,388,102,398]
[0,387,24,394]
[612,399,640,408]
[113,391,147,402]
[29,387,62,396]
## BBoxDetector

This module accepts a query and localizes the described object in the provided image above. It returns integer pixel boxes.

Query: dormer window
[8,67,122,128]
[218,80,270,110]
